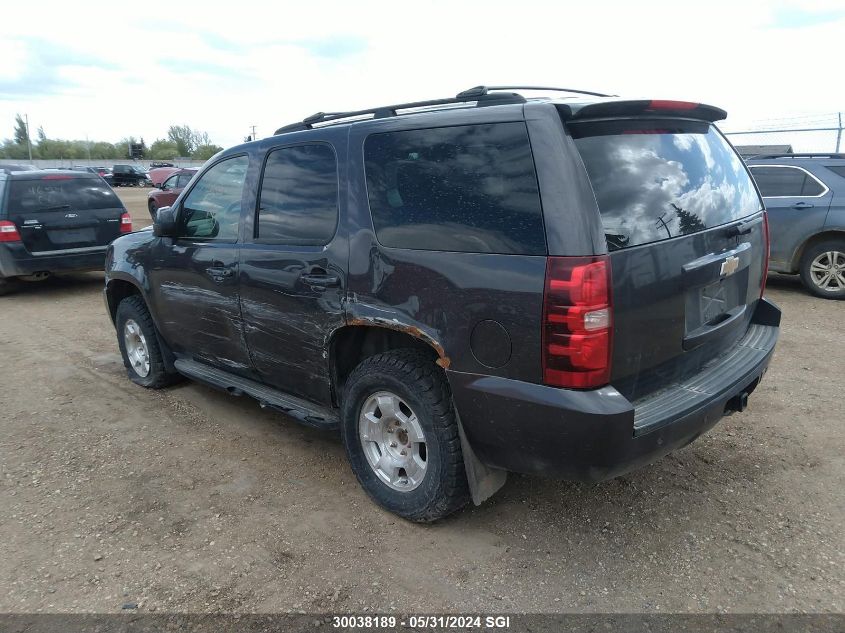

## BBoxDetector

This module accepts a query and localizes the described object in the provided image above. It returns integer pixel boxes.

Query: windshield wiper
[34,204,72,212]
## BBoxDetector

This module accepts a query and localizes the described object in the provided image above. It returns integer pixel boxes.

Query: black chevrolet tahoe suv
[1,169,131,294]
[104,86,781,521]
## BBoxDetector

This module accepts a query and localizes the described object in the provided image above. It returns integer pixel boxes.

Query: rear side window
[749,166,826,197]
[256,144,338,244]
[570,120,763,251]
[8,176,121,212]
[364,122,545,255]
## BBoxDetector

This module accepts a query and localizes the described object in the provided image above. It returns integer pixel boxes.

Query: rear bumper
[0,242,107,277]
[450,298,781,481]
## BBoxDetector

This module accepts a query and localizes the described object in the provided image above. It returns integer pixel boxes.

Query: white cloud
[1,0,843,150]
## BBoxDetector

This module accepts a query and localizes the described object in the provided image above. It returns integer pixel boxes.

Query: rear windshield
[8,176,122,212]
[570,119,762,251]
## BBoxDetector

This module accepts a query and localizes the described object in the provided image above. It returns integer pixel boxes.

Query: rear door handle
[205,265,235,280]
[300,272,341,288]
[791,202,814,210]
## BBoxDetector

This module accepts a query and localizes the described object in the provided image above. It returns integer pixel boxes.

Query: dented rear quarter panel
[343,107,569,383]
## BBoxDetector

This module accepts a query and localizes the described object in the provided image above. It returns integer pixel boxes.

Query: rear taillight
[542,256,613,389]
[760,211,770,298]
[0,220,21,243]
[120,212,132,233]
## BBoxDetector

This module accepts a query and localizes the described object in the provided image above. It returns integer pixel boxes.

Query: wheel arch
[790,229,845,271]
[328,324,446,406]
[105,276,144,324]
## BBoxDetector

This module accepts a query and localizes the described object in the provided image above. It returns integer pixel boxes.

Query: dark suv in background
[746,154,845,299]
[104,86,780,521]
[1,169,132,294]
[112,164,150,187]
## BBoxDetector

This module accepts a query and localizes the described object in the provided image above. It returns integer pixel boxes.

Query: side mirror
[153,206,177,238]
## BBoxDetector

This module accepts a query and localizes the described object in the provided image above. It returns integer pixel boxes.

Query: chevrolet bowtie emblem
[720,255,740,277]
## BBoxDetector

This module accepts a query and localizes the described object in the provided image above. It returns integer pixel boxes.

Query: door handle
[205,265,235,280]
[300,272,341,288]
[791,202,814,210]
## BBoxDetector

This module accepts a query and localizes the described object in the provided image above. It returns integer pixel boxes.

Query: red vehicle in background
[147,169,197,218]
[148,166,180,187]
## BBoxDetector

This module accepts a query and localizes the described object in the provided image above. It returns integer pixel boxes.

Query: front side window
[179,155,248,240]
[571,119,763,251]
[162,175,178,190]
[256,144,338,244]
[749,166,826,197]
[364,122,546,255]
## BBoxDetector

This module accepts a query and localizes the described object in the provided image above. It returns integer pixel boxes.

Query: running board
[173,359,339,430]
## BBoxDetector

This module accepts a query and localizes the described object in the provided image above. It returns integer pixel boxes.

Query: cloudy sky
[1,0,843,150]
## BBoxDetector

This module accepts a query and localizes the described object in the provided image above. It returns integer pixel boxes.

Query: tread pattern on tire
[116,295,179,388]
[342,349,470,522]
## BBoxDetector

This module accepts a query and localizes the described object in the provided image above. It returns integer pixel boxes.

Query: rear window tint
[8,176,122,212]
[826,165,845,179]
[364,122,545,255]
[570,120,762,251]
[749,165,826,197]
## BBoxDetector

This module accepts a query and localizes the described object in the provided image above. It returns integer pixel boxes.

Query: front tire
[799,240,845,299]
[115,295,179,388]
[340,349,470,522]
[148,200,157,220]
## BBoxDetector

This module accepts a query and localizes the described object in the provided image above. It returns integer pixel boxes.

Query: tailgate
[569,116,767,401]
[7,175,125,253]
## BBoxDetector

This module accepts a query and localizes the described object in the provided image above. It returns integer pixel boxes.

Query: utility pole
[24,114,33,162]
[836,113,842,153]
[86,134,91,161]
[250,125,257,142]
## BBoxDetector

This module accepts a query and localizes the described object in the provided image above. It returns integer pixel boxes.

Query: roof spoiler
[562,100,727,123]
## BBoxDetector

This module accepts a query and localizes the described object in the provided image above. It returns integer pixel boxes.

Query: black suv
[112,164,150,187]
[1,169,131,294]
[104,86,781,521]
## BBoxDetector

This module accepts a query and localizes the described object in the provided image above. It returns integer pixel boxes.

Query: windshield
[570,119,763,251]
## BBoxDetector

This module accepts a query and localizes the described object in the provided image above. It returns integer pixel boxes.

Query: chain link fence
[723,113,843,156]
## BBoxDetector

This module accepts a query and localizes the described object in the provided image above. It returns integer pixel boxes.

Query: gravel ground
[0,188,842,613]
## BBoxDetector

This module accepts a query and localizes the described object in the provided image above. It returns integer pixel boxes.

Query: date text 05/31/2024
[332,615,512,628]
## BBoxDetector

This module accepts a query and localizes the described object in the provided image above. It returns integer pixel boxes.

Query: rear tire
[115,295,180,388]
[340,349,470,522]
[799,240,845,299]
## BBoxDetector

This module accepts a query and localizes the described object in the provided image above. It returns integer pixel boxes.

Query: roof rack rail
[750,152,845,160]
[456,85,614,98]
[275,90,528,134]
[274,84,613,134]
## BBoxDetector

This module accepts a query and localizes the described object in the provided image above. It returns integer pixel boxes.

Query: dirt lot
[0,187,842,613]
